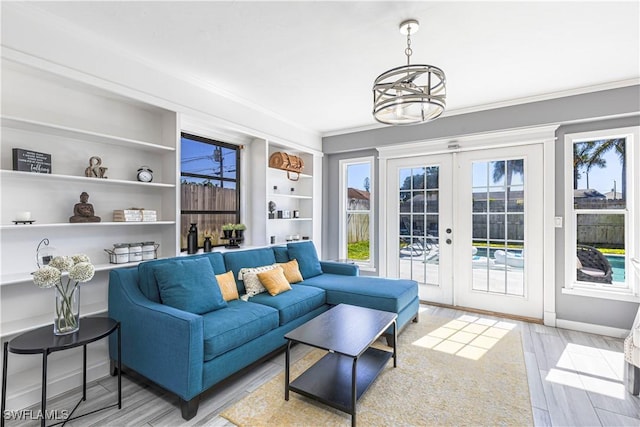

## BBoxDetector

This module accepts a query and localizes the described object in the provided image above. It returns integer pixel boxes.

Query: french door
[385,144,544,319]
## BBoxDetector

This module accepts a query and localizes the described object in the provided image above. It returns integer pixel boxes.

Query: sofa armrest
[108,268,204,401]
[320,261,359,276]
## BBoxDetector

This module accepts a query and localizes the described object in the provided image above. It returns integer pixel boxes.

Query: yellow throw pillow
[257,266,292,296]
[215,271,240,301]
[277,259,304,284]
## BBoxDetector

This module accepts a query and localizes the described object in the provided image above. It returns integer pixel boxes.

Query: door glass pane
[425,166,439,189]
[399,166,440,288]
[426,191,439,213]
[412,191,425,212]
[489,160,505,188]
[508,185,524,212]
[400,191,411,212]
[472,158,526,296]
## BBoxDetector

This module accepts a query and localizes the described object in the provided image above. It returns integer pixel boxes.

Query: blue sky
[575,148,623,194]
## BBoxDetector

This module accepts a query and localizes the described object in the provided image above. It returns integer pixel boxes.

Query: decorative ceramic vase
[187,223,198,254]
[234,229,244,241]
[223,229,233,240]
[54,285,80,335]
[203,237,212,252]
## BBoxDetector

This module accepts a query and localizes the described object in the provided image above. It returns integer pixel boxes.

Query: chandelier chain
[405,25,413,66]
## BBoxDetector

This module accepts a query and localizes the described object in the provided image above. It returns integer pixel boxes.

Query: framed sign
[12,148,52,173]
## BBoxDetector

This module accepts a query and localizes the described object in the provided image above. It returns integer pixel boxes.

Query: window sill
[562,286,640,303]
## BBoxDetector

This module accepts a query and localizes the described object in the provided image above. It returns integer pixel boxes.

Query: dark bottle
[203,236,212,252]
[187,223,198,254]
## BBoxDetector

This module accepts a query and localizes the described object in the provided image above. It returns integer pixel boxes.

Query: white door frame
[377,125,558,325]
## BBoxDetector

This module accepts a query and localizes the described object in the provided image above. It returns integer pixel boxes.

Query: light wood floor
[7,304,640,426]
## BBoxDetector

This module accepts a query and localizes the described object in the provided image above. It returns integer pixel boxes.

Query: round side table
[1,317,121,427]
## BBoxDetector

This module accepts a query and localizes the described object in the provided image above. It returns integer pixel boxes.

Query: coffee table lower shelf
[288,346,392,415]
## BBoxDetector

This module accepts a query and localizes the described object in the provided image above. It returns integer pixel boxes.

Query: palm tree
[492,159,524,187]
[586,139,626,199]
[573,141,598,190]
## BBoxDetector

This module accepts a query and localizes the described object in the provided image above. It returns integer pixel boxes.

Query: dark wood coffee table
[284,304,397,427]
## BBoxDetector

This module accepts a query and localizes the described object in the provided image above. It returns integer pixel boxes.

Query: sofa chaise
[108,241,418,420]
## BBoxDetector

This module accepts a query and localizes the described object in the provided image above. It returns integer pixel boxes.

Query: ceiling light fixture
[373,19,446,125]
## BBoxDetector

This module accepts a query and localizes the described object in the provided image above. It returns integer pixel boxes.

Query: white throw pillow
[238,265,278,297]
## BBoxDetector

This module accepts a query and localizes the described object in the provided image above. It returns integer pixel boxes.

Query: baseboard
[5,360,110,411]
[555,318,630,338]
[421,301,543,324]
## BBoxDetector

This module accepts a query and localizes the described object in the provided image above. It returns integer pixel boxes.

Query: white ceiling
[26,1,640,135]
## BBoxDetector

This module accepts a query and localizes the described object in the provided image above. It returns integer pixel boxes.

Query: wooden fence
[180,184,237,248]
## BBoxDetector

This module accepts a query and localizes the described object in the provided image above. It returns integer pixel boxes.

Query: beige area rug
[221,313,532,426]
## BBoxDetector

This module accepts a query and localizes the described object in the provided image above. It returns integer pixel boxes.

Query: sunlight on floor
[412,313,516,360]
[545,343,626,399]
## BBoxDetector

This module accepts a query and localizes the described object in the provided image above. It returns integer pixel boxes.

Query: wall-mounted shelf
[0,169,175,188]
[0,221,175,230]
[1,116,175,152]
[268,193,313,200]
[1,260,146,286]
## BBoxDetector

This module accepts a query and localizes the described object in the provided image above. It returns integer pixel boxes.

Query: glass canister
[142,241,157,260]
[113,243,130,264]
[128,242,143,262]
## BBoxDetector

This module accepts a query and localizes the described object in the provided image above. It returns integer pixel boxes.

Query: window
[564,127,639,300]
[339,157,374,268]
[180,133,240,250]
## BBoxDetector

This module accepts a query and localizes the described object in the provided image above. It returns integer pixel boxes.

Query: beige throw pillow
[238,265,278,297]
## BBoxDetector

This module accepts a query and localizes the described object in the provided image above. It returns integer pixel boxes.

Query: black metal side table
[1,317,121,427]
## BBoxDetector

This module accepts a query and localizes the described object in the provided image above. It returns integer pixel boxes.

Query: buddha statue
[69,192,101,223]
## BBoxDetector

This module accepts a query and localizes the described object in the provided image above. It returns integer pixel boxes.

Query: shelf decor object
[268,151,305,181]
[36,238,56,268]
[12,148,52,173]
[187,223,198,254]
[372,19,446,125]
[69,192,101,223]
[32,253,95,335]
[84,155,108,178]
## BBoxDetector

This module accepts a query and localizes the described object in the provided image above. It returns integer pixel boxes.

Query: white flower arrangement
[33,254,95,334]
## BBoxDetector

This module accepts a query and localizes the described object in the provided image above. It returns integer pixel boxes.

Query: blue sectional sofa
[108,241,418,420]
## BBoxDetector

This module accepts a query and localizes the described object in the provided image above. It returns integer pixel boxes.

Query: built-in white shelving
[1,116,175,152]
[0,169,175,188]
[0,59,180,396]
[1,260,148,286]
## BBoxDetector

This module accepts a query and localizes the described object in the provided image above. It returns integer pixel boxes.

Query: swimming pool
[473,247,626,282]
[607,254,626,282]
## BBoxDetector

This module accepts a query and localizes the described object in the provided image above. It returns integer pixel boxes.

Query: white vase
[54,285,80,335]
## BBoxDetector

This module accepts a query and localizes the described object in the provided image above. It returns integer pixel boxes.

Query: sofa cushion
[153,257,227,314]
[249,285,326,325]
[272,246,290,263]
[202,300,279,361]
[224,248,277,294]
[257,267,292,296]
[287,241,322,279]
[215,271,240,301]
[138,252,226,303]
[277,259,304,284]
[299,274,417,313]
[239,264,278,297]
